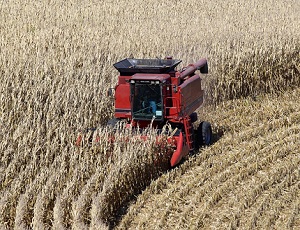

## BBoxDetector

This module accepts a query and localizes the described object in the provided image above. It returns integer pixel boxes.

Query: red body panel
[170,132,189,166]
[115,76,131,118]
[179,74,204,116]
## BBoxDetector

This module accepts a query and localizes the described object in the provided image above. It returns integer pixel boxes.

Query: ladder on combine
[183,116,194,151]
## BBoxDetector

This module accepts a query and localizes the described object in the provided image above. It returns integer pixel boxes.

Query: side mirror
[107,88,115,97]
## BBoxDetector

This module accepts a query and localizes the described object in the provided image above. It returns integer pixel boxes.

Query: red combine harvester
[77,57,212,167]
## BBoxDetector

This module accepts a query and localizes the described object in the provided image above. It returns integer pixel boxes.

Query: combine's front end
[77,57,212,167]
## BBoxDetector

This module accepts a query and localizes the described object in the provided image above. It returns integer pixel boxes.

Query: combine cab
[77,57,212,167]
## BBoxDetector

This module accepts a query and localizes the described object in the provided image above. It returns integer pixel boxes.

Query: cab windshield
[131,83,163,120]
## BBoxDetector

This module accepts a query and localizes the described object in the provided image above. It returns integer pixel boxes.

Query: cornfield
[0,0,299,229]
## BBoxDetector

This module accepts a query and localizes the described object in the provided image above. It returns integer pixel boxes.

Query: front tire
[197,121,212,146]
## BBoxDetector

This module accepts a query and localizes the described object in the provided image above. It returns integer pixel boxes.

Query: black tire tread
[197,121,212,146]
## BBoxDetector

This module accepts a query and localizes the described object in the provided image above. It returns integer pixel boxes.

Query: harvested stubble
[0,0,299,229]
[118,88,300,229]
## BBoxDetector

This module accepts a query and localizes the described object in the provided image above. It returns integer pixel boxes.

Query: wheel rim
[205,129,211,145]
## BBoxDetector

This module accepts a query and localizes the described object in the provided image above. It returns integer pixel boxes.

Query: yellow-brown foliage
[119,88,300,229]
[0,0,299,229]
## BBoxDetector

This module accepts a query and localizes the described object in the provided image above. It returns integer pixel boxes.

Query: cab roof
[131,73,170,82]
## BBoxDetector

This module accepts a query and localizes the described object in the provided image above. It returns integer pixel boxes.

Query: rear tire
[197,121,212,146]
